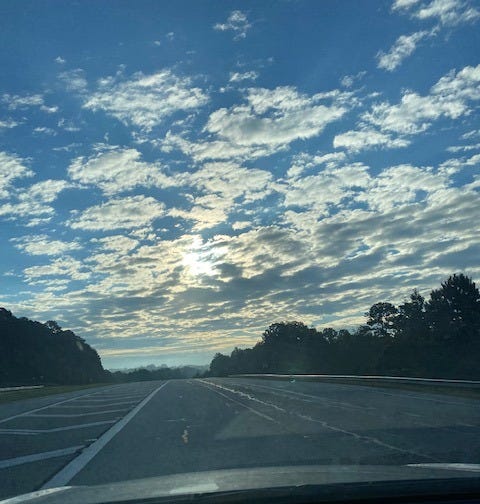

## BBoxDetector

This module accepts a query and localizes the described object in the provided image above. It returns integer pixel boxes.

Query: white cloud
[340,71,367,88]
[12,235,82,256]
[334,129,410,152]
[68,195,166,231]
[337,64,480,152]
[393,0,479,25]
[281,162,371,214]
[229,71,259,83]
[83,70,208,131]
[1,94,44,110]
[392,0,421,9]
[170,162,274,230]
[163,86,349,162]
[0,179,72,222]
[33,126,57,136]
[205,86,347,150]
[0,152,34,199]
[55,56,66,64]
[214,10,251,40]
[415,0,479,25]
[377,30,431,71]
[23,257,90,282]
[59,68,88,92]
[0,118,20,129]
[68,146,174,195]
[92,235,139,254]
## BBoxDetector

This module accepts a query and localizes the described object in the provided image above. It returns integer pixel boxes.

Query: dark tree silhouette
[206,274,480,380]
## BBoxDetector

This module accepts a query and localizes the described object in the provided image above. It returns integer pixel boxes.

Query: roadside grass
[0,383,109,404]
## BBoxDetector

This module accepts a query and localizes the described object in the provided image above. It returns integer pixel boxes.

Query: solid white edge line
[41,381,169,489]
[0,446,84,469]
[0,487,71,504]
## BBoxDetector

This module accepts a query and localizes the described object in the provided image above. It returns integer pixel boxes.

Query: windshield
[1,0,479,501]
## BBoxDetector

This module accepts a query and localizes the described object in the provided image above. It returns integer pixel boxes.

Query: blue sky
[1,0,479,369]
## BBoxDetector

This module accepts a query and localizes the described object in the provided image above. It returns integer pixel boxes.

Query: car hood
[3,464,480,504]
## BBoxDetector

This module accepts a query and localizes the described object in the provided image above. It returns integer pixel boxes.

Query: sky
[0,0,479,369]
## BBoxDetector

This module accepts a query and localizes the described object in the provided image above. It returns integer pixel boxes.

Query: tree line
[208,274,480,380]
[0,307,106,385]
[0,307,205,386]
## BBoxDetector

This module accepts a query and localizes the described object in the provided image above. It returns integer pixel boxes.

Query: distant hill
[0,308,106,386]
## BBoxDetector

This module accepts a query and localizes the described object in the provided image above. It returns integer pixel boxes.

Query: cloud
[12,235,82,256]
[334,130,410,152]
[33,126,57,136]
[0,118,20,129]
[67,146,174,195]
[68,195,166,231]
[59,69,88,92]
[336,64,480,152]
[229,71,259,83]
[162,86,349,162]
[207,87,346,152]
[170,162,274,230]
[83,70,208,131]
[1,94,44,110]
[55,56,66,64]
[377,30,431,71]
[214,10,251,40]
[393,0,479,25]
[340,71,367,88]
[0,152,34,199]
[23,257,90,282]
[392,0,421,9]
[415,0,479,25]
[0,179,73,223]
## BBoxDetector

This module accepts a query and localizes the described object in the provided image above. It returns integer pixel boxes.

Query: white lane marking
[408,463,480,473]
[0,430,38,436]
[199,380,285,414]
[229,380,376,412]
[53,400,138,408]
[0,445,84,469]
[28,409,129,418]
[71,395,141,402]
[0,487,72,504]
[196,381,279,423]
[0,386,122,425]
[204,380,436,461]
[0,420,116,435]
[42,381,169,488]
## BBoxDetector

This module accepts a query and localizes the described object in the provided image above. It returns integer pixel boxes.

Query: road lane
[0,381,163,499]
[1,378,479,500]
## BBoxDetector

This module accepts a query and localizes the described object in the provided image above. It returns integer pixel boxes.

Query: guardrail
[229,374,480,389]
[0,385,45,393]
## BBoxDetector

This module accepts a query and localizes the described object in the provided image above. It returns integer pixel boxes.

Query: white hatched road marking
[0,385,124,425]
[28,409,129,418]
[42,381,169,489]
[0,445,84,469]
[0,420,117,435]
[52,401,138,408]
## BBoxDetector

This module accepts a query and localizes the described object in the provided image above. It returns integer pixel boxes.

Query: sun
[182,237,217,277]
[182,250,216,276]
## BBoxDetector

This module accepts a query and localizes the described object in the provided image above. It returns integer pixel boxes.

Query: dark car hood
[4,464,480,504]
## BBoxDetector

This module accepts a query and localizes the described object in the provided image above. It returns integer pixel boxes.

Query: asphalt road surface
[1,378,480,499]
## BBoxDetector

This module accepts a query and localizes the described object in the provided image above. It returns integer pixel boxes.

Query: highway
[1,378,479,499]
